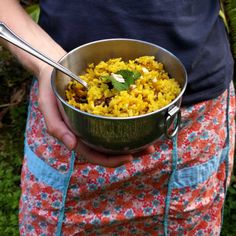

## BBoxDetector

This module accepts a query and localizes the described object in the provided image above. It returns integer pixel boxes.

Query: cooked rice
[65,56,181,117]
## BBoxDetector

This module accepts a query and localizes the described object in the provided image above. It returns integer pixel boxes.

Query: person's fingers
[38,68,77,150]
[76,140,133,168]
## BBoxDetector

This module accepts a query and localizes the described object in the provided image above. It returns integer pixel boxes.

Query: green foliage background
[223,0,236,60]
[0,49,31,235]
[0,1,235,235]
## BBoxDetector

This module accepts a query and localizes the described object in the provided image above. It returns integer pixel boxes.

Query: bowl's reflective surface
[52,39,187,154]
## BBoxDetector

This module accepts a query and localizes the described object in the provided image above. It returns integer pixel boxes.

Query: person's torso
[39,0,234,106]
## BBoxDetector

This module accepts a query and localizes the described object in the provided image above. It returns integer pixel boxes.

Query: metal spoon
[0,22,88,89]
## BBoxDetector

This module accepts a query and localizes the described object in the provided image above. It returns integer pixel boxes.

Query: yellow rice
[65,56,181,117]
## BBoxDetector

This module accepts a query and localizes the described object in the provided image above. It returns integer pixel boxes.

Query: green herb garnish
[102,69,141,91]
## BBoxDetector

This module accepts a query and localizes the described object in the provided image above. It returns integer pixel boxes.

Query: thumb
[38,69,77,150]
[39,92,77,150]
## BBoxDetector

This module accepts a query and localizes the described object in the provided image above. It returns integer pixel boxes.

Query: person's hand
[37,64,77,150]
[76,140,155,168]
[37,59,155,167]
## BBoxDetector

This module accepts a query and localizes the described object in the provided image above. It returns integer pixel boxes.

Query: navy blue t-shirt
[39,0,234,106]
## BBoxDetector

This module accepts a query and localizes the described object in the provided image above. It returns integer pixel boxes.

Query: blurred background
[0,1,235,235]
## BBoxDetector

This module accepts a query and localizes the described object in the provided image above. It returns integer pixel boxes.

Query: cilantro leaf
[116,70,141,87]
[109,76,129,91]
[132,70,142,80]
[101,69,141,91]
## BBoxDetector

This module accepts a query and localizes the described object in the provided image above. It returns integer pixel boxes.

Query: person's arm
[0,0,64,75]
[0,0,77,150]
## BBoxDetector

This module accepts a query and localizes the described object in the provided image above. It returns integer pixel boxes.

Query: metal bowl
[51,39,187,154]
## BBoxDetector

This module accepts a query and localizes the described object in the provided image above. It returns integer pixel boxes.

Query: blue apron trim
[172,147,228,189]
[56,151,75,236]
[24,79,77,235]
[25,141,76,236]
[25,141,69,192]
[164,134,178,236]
[163,84,232,235]
[220,84,231,229]
[224,84,230,187]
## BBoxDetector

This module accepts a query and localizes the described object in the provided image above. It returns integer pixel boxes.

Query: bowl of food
[51,39,187,154]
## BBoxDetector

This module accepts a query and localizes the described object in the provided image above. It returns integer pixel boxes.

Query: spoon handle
[0,22,88,88]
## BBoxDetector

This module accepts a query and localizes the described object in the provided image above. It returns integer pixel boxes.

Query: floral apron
[19,80,235,236]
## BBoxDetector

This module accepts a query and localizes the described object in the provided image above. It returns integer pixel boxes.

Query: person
[0,0,235,235]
